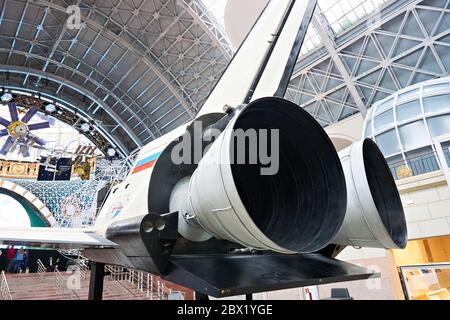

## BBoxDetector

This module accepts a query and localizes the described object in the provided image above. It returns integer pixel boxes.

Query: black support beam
[88,262,105,301]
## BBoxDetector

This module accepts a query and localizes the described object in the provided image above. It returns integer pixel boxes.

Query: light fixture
[80,123,91,133]
[45,104,56,113]
[1,93,13,103]
[107,148,116,157]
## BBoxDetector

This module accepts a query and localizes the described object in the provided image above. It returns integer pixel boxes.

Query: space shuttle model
[0,0,407,298]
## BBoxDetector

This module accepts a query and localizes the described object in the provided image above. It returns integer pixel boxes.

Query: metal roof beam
[0,40,156,143]
[0,64,142,149]
[311,8,367,117]
[34,0,195,118]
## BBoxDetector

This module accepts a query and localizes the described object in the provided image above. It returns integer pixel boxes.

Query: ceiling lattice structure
[1,0,450,154]
[0,0,231,155]
[287,0,450,127]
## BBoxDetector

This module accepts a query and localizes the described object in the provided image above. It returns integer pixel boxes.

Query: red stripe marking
[132,160,157,174]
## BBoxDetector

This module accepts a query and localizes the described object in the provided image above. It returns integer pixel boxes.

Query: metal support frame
[195,292,210,301]
[311,7,367,117]
[0,0,233,151]
[289,0,450,126]
[88,262,105,301]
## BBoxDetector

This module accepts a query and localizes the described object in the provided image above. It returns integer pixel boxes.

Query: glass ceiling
[318,0,390,35]
[301,24,321,56]
[200,0,390,56]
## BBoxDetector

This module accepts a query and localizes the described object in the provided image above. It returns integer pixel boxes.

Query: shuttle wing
[0,227,118,250]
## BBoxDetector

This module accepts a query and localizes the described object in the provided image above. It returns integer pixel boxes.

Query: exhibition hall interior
[0,0,450,301]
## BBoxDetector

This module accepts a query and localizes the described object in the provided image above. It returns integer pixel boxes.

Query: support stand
[195,292,210,301]
[88,262,105,301]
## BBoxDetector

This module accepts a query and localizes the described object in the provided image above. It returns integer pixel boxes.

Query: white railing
[106,265,129,281]
[55,268,80,300]
[36,259,46,281]
[129,270,154,298]
[0,271,12,300]
[105,266,176,300]
[75,259,89,279]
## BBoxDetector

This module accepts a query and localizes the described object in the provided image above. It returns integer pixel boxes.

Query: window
[374,109,394,133]
[375,129,401,156]
[427,115,450,138]
[423,83,450,95]
[397,100,422,123]
[399,121,431,151]
[397,90,419,105]
[375,98,394,115]
[365,119,373,137]
[423,95,450,115]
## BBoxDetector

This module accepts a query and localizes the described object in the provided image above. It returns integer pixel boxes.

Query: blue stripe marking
[112,210,122,219]
[135,152,162,168]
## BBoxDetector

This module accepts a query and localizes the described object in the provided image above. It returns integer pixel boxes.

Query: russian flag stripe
[135,152,162,167]
[132,152,162,174]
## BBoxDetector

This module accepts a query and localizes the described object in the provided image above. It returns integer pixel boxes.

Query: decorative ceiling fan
[0,102,51,157]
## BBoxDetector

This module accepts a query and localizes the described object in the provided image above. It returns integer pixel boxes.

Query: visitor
[48,256,54,272]
[21,250,29,273]
[53,258,61,272]
[6,246,15,272]
[12,248,25,273]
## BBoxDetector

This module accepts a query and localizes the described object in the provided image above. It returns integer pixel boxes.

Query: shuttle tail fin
[197,0,317,117]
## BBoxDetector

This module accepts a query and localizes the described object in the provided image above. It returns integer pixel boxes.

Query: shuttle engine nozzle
[170,97,348,254]
[332,139,408,249]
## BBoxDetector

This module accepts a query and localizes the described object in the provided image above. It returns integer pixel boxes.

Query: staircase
[4,271,152,300]
[105,265,194,300]
[3,256,193,300]
[0,271,12,300]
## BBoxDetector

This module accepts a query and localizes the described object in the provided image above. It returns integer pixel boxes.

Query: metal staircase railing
[0,271,12,300]
[36,259,46,281]
[107,274,145,299]
[75,258,89,279]
[105,266,176,300]
[106,265,129,281]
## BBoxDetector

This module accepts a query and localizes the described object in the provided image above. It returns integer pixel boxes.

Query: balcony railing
[445,148,450,167]
[389,151,442,180]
